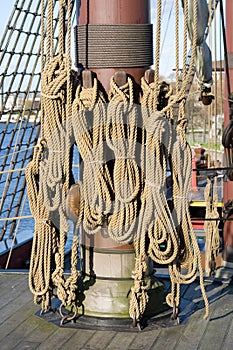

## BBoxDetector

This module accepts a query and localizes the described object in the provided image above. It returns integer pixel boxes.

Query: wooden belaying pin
[82,69,94,88]
[114,70,127,87]
[144,68,154,84]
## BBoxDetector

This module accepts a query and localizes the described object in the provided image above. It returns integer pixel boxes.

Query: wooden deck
[0,270,233,350]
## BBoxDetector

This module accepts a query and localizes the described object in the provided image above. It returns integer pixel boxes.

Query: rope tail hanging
[25,0,211,323]
[130,0,209,322]
[72,77,114,234]
[26,139,53,311]
[129,109,178,322]
[166,0,209,319]
[26,0,80,311]
[204,177,220,277]
[106,75,142,243]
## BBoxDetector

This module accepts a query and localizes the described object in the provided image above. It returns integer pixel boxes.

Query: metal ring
[59,303,78,326]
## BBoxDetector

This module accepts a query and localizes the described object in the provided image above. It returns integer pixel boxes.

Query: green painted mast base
[80,243,169,319]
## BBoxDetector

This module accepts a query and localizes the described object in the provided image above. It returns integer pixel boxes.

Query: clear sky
[0,1,15,37]
[0,1,177,78]
[0,1,224,80]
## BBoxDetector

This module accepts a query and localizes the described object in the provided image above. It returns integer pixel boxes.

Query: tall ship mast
[0,0,232,331]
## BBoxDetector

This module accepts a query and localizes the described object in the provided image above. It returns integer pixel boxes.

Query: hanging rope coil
[26,0,81,311]
[72,78,113,234]
[168,134,209,320]
[107,76,141,204]
[204,177,220,277]
[128,0,209,321]
[129,84,178,321]
[25,0,212,324]
[40,54,74,233]
[106,76,141,243]
[26,139,53,311]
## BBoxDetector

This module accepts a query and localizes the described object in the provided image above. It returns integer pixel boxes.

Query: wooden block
[82,69,94,88]
[144,68,154,84]
[114,70,127,87]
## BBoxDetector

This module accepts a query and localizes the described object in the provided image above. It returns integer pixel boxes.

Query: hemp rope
[204,177,220,277]
[128,0,209,322]
[106,75,141,243]
[27,0,210,322]
[26,139,53,311]
[26,0,80,311]
[72,78,113,234]
[129,97,181,320]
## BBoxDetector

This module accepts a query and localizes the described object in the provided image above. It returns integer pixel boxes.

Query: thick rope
[128,95,178,320]
[129,235,149,321]
[106,76,141,243]
[26,0,80,311]
[26,139,53,311]
[204,177,220,277]
[168,131,209,320]
[72,78,113,234]
[129,0,209,320]
[26,0,211,322]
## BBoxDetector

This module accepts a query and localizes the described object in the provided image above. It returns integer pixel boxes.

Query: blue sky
[0,1,175,77]
[0,1,224,80]
[0,1,15,36]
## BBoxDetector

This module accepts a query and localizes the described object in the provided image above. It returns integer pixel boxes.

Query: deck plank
[105,332,137,350]
[174,307,214,350]
[0,315,40,350]
[150,324,186,350]
[81,330,117,349]
[12,341,41,350]
[0,274,29,309]
[59,329,97,349]
[222,317,233,349]
[197,284,233,350]
[31,327,76,350]
[0,300,38,341]
[127,329,161,350]
[0,283,33,324]
[0,273,233,350]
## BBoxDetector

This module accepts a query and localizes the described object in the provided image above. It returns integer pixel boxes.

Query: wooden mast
[222,0,233,268]
[77,0,151,93]
[77,0,151,256]
[73,0,166,321]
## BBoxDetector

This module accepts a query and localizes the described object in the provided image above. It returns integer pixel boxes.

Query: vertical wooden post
[72,0,168,321]
[222,0,233,268]
[76,0,151,253]
[77,0,150,93]
[192,157,198,191]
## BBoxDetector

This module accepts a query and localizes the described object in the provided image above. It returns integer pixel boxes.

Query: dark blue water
[0,122,37,252]
[0,121,80,254]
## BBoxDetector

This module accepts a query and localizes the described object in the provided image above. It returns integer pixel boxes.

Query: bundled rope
[129,0,209,322]
[168,124,209,320]
[129,83,178,321]
[40,54,73,233]
[106,75,141,243]
[129,235,149,322]
[204,177,220,277]
[26,139,53,311]
[26,0,81,311]
[72,77,113,234]
[26,0,211,324]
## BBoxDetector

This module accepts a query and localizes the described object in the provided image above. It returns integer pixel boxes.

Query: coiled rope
[129,0,209,322]
[26,139,53,311]
[204,177,220,277]
[26,0,211,323]
[72,77,113,234]
[26,0,80,310]
[106,75,141,243]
